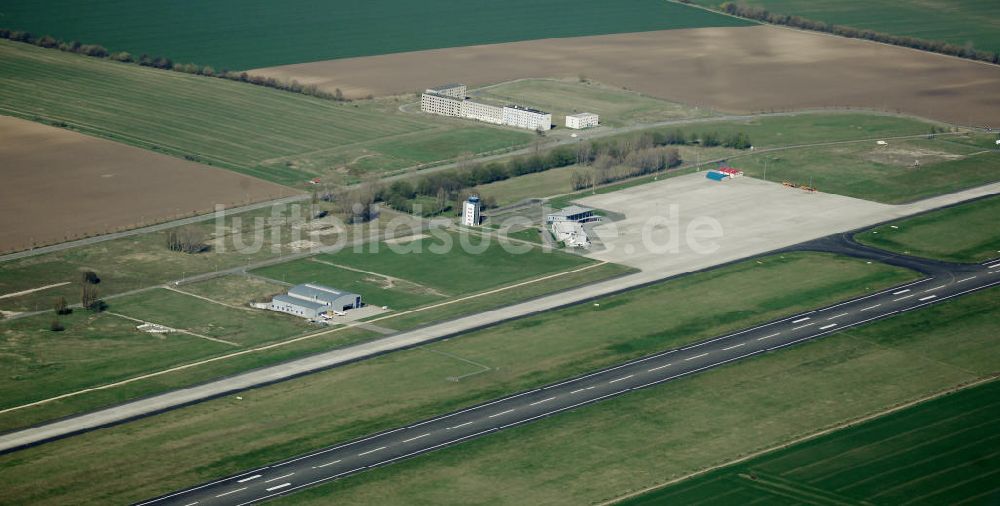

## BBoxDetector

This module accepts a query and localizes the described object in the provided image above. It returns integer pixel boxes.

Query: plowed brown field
[252,25,1000,126]
[0,116,299,253]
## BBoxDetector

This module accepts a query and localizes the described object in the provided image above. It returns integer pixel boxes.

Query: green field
[857,194,1000,263]
[0,40,531,186]
[0,0,751,70]
[272,286,1000,506]
[689,0,1000,54]
[308,232,597,296]
[623,379,1000,505]
[0,252,920,505]
[735,133,1000,203]
[473,79,715,127]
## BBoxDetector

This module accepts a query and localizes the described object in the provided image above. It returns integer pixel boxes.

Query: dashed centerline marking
[570,386,595,394]
[792,323,815,330]
[314,460,341,469]
[919,295,937,301]
[215,487,246,498]
[988,263,1000,269]
[957,276,976,283]
[757,332,780,341]
[894,294,915,301]
[447,421,473,430]
[237,475,261,483]
[924,286,945,293]
[861,304,882,311]
[893,289,911,295]
[819,323,837,330]
[402,433,430,443]
[648,363,672,372]
[488,409,515,418]
[264,473,294,483]
[685,353,709,361]
[357,447,386,456]
[182,502,199,506]
[826,313,849,320]
[609,375,634,384]
[529,397,556,406]
[265,483,291,492]
[722,343,746,351]
[792,317,811,323]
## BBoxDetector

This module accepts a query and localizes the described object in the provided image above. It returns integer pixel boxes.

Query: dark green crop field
[0,0,750,70]
[622,378,1000,506]
[689,0,1000,53]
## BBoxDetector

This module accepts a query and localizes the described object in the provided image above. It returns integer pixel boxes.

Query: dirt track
[0,116,299,253]
[252,25,1000,126]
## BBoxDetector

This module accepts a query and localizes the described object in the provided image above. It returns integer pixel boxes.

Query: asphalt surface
[140,239,1000,506]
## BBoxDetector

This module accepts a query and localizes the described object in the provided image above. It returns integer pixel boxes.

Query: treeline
[571,146,681,190]
[0,28,352,101]
[375,128,749,215]
[716,2,1000,65]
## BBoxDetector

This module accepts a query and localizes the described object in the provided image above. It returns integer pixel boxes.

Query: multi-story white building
[420,83,551,131]
[566,112,599,129]
[503,105,552,131]
[462,195,481,226]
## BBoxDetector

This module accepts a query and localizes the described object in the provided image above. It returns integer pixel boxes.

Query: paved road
[140,239,1000,505]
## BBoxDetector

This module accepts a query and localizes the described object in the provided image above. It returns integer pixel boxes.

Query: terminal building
[421,83,552,131]
[566,112,599,129]
[545,205,599,224]
[269,283,362,320]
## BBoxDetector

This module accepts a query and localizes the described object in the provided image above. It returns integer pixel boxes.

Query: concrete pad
[577,173,890,273]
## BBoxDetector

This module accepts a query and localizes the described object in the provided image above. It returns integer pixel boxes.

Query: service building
[566,112,599,129]
[269,283,362,319]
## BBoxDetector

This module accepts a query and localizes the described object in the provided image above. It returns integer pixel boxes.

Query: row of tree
[0,29,351,101]
[716,2,1000,65]
[571,147,682,190]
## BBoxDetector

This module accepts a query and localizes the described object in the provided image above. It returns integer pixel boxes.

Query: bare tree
[53,296,71,315]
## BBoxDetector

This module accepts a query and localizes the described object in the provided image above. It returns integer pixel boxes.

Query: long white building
[421,83,551,131]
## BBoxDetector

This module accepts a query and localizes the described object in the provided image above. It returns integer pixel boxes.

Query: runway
[140,239,1000,506]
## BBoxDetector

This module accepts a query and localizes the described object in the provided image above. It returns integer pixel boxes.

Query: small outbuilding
[566,112,599,129]
[546,205,599,224]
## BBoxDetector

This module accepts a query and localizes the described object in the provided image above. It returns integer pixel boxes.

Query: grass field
[856,194,1000,263]
[734,133,1000,203]
[270,287,1000,506]
[0,0,750,70]
[472,79,715,127]
[688,0,1000,54]
[0,40,531,186]
[0,252,920,505]
[622,379,1000,505]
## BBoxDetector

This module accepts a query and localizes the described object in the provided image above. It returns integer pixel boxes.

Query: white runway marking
[893,289,911,295]
[722,343,746,351]
[988,263,1000,269]
[861,304,881,311]
[685,353,709,361]
[792,317,811,323]
[264,473,294,483]
[357,447,385,456]
[447,421,473,430]
[894,295,915,301]
[215,487,246,498]
[529,397,556,406]
[957,276,976,283]
[827,313,849,320]
[792,323,815,330]
[314,460,341,469]
[819,323,837,330]
[919,295,937,301]
[609,375,634,384]
[182,502,199,506]
[488,409,515,418]
[648,363,672,372]
[924,285,945,292]
[757,332,780,341]
[570,386,595,394]
[237,475,261,483]
[402,433,430,443]
[265,483,291,492]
